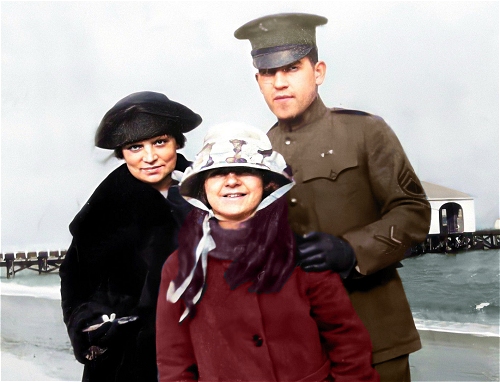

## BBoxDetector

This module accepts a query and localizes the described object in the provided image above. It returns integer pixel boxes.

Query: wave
[2,280,498,338]
[1,282,61,300]
[414,317,499,337]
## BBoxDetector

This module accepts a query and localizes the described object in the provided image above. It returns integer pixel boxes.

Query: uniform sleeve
[156,252,198,381]
[306,271,379,381]
[342,117,431,275]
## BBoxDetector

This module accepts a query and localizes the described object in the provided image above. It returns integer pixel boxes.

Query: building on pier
[422,181,476,236]
[411,182,499,254]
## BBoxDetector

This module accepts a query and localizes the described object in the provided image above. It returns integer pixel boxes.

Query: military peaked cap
[95,91,202,149]
[234,13,328,69]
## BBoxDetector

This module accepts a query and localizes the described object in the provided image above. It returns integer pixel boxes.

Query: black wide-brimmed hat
[95,91,202,149]
[234,13,328,70]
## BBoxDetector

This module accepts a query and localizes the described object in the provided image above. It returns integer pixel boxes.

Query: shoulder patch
[331,107,371,116]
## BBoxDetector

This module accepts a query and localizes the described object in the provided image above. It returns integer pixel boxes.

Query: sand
[1,294,498,381]
[1,295,82,381]
[411,330,499,381]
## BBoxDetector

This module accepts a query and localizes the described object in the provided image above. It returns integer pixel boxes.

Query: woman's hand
[82,314,140,360]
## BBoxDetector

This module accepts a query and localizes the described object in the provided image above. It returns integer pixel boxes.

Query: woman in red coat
[156,122,379,382]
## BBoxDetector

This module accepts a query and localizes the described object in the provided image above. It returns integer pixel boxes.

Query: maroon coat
[156,250,379,382]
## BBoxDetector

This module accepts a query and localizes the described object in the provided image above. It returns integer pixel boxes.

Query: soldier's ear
[314,61,326,86]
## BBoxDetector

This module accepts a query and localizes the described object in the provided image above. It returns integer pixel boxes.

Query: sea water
[0,248,498,381]
[1,248,498,335]
[400,248,500,337]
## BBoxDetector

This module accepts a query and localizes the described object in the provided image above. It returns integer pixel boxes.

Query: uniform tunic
[157,250,378,381]
[267,97,431,364]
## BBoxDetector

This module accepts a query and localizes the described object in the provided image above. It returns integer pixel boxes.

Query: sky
[1,1,498,252]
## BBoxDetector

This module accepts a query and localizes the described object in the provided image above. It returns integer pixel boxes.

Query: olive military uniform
[268,96,431,366]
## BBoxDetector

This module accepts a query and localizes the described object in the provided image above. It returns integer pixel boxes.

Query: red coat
[156,251,379,381]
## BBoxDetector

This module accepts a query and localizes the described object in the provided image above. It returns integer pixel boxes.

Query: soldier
[235,13,431,381]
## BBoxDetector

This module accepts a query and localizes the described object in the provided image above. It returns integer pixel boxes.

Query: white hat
[179,122,292,200]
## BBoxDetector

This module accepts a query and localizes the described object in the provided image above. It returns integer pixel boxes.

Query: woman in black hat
[59,91,202,382]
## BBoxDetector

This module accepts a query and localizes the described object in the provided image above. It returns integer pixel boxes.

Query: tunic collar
[277,96,329,132]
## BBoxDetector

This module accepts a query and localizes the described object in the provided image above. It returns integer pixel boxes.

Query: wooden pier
[411,229,500,256]
[1,229,498,277]
[0,250,67,278]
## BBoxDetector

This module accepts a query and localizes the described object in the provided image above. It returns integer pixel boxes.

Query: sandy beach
[1,295,83,381]
[411,330,499,381]
[1,294,499,382]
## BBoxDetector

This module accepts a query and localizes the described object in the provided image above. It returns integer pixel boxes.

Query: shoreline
[2,283,498,338]
[1,295,83,381]
[1,295,499,381]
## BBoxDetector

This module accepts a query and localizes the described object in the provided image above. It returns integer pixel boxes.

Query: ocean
[0,248,499,381]
[400,249,500,336]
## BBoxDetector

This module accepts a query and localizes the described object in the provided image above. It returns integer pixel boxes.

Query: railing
[0,250,67,278]
[410,229,500,256]
[3,230,499,277]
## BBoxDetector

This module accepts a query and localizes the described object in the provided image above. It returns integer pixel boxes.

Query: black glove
[82,314,139,360]
[296,231,357,278]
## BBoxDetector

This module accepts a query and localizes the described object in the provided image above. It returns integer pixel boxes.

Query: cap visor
[253,46,312,69]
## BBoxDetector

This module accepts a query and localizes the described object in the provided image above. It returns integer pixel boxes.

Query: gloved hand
[296,231,357,278]
[82,314,139,360]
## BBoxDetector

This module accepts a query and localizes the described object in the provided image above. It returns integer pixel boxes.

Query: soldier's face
[255,58,326,120]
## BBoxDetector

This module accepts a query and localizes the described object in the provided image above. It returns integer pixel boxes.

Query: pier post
[4,253,14,278]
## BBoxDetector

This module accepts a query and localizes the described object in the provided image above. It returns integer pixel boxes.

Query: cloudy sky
[1,1,498,252]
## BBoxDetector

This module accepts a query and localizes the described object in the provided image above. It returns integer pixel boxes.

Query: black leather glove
[296,231,357,278]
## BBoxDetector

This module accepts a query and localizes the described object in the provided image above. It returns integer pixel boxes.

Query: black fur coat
[60,155,191,382]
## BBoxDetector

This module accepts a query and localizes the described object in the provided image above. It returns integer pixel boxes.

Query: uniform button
[290,198,298,206]
[252,334,263,347]
[285,139,291,145]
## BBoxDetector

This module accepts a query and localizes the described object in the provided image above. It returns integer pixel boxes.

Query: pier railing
[0,250,67,278]
[410,229,500,256]
[1,229,499,277]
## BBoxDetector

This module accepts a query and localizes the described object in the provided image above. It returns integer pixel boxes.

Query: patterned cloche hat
[179,121,293,200]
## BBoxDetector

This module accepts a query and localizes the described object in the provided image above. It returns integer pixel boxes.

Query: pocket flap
[302,150,357,181]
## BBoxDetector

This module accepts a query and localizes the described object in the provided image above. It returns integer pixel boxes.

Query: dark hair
[113,113,186,159]
[174,194,296,319]
[305,46,319,65]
